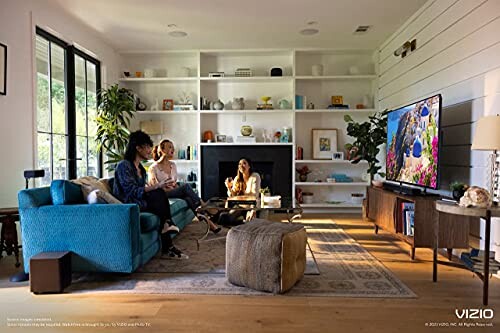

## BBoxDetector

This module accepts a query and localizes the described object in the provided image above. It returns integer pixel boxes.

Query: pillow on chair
[86,188,122,204]
[72,176,121,204]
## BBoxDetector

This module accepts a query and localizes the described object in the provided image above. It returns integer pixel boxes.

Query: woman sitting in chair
[222,158,261,224]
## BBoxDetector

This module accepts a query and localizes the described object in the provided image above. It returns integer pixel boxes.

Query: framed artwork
[0,42,6,95]
[312,128,338,159]
[162,99,173,110]
[216,134,227,143]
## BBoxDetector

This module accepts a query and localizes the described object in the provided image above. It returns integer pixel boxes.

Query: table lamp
[471,115,500,204]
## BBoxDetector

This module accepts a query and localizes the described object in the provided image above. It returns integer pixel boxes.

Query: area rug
[67,220,416,298]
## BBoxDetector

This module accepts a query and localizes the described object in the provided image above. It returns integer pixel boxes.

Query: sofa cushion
[169,198,189,212]
[51,180,84,205]
[87,189,122,204]
[140,212,160,233]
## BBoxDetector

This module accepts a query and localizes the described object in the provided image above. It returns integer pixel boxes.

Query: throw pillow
[51,180,84,205]
[86,188,122,204]
[72,176,121,204]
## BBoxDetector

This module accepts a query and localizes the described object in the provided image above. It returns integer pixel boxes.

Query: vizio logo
[455,309,494,319]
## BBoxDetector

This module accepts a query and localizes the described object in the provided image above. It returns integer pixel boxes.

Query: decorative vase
[213,99,224,110]
[232,97,245,110]
[278,99,291,109]
[312,64,323,76]
[299,174,308,182]
[240,125,253,136]
[452,189,465,201]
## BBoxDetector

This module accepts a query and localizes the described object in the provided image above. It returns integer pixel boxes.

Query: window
[35,28,101,185]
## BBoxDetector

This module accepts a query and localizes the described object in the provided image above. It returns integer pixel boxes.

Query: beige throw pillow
[72,176,121,204]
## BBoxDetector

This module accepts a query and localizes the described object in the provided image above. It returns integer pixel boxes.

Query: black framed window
[35,28,101,184]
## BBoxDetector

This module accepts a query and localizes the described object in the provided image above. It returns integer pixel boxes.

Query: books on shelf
[295,95,307,110]
[460,249,500,273]
[400,202,415,236]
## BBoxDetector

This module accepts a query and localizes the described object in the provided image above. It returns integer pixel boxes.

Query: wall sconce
[394,39,417,58]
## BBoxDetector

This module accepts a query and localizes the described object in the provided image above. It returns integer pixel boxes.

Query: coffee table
[195,197,302,249]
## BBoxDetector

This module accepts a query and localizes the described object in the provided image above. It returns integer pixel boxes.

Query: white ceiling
[54,0,428,52]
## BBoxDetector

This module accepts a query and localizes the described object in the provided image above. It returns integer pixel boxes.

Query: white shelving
[120,48,377,211]
[296,182,369,186]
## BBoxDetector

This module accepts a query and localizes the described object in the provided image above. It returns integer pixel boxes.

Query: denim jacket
[113,160,147,209]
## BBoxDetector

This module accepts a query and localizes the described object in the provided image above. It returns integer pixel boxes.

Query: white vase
[311,64,323,76]
[144,69,154,78]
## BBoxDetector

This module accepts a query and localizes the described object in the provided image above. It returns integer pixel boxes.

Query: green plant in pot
[95,84,137,171]
[450,181,468,201]
[344,110,389,182]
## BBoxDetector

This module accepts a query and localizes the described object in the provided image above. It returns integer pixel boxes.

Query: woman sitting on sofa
[113,130,187,259]
[148,139,221,234]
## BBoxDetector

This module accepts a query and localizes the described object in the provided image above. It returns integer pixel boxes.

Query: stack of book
[460,249,500,273]
[401,202,415,236]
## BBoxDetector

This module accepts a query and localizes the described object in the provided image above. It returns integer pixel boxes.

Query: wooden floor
[1,214,498,333]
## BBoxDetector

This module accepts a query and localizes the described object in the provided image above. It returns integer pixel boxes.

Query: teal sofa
[18,180,195,274]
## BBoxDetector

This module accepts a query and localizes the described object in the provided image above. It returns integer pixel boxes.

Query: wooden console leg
[411,247,416,260]
[447,248,453,261]
[374,225,379,234]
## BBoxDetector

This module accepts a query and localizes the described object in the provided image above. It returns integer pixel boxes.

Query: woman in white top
[148,139,221,233]
[225,158,261,197]
[222,158,261,223]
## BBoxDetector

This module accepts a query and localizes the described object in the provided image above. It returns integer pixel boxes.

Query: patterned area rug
[67,221,416,298]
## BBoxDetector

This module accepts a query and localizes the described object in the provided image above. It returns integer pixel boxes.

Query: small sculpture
[232,97,245,110]
[459,186,491,208]
[240,125,253,136]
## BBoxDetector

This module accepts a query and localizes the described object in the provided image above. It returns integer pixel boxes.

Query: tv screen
[386,94,441,189]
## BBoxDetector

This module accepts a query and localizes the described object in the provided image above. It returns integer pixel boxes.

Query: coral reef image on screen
[386,95,440,188]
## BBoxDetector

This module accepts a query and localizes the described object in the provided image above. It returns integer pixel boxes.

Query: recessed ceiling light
[168,31,188,38]
[300,28,319,36]
[167,24,178,28]
[307,21,318,26]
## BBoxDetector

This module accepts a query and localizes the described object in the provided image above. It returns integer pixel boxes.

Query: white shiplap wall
[377,0,500,255]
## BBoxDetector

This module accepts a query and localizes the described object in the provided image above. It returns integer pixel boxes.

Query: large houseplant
[344,110,388,181]
[96,84,136,170]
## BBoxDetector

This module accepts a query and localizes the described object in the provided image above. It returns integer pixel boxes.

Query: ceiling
[54,0,428,52]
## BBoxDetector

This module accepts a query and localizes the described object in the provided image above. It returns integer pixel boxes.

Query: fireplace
[201,145,293,200]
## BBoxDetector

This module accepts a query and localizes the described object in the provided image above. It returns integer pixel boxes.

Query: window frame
[35,27,102,181]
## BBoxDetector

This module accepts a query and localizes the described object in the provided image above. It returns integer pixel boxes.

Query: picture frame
[162,99,174,111]
[216,134,227,143]
[312,128,338,159]
[331,95,343,105]
[332,152,344,160]
[0,42,6,95]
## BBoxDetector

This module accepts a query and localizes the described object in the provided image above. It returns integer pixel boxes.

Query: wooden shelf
[295,75,376,80]
[295,109,377,113]
[136,111,198,115]
[200,76,293,83]
[301,203,362,208]
[200,143,293,146]
[295,182,369,186]
[119,77,197,82]
[200,110,292,114]
[295,159,368,164]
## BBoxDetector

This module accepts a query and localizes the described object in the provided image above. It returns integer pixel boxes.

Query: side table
[0,207,21,267]
[433,201,500,305]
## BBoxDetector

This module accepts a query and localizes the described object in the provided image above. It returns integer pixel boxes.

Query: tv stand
[367,186,473,259]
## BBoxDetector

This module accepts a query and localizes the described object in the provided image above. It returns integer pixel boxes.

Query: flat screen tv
[386,94,441,189]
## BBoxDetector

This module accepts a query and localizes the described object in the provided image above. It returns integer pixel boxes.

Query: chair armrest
[20,204,141,273]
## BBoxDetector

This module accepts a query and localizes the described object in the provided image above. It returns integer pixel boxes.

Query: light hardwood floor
[1,214,498,333]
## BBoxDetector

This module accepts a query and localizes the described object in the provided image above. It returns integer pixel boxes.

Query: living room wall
[0,0,122,207]
[377,0,500,255]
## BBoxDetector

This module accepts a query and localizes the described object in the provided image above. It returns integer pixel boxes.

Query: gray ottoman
[226,219,307,294]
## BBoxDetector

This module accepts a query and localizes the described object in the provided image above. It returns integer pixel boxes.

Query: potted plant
[95,84,137,171]
[259,187,271,206]
[296,165,312,182]
[450,181,468,201]
[344,110,389,183]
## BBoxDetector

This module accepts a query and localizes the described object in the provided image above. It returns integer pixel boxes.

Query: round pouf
[226,219,307,294]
